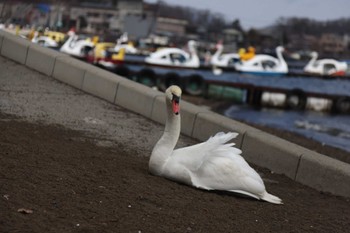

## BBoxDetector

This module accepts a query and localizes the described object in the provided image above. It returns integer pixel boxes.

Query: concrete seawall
[1,30,349,198]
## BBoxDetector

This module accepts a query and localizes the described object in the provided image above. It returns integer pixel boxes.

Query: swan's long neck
[149,100,181,175]
[61,34,75,51]
[31,32,38,42]
[306,52,318,68]
[188,46,199,67]
[276,48,287,67]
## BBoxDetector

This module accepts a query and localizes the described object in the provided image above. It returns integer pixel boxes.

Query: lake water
[224,105,350,153]
[125,55,350,152]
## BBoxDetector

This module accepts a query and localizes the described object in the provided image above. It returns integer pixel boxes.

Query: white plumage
[149,85,282,204]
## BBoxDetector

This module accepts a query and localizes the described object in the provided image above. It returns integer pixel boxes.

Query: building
[1,0,144,35]
[69,3,118,34]
[122,14,153,39]
[113,0,143,31]
[153,17,187,37]
[68,0,144,35]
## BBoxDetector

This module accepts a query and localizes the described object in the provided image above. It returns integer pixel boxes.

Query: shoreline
[182,95,350,164]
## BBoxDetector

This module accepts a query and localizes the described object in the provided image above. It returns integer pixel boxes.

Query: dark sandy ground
[1,46,350,232]
[1,111,350,233]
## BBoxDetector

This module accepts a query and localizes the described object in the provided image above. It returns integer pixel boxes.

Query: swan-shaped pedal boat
[234,46,288,76]
[114,32,138,54]
[210,43,240,68]
[303,51,348,76]
[31,31,59,48]
[145,40,200,68]
[59,30,94,58]
[149,85,283,204]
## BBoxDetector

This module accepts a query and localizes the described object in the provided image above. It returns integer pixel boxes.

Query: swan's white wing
[191,156,266,197]
[169,132,241,170]
[166,132,266,197]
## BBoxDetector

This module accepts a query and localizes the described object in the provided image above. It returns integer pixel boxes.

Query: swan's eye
[172,94,180,103]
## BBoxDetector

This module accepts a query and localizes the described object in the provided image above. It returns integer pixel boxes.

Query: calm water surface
[224,105,350,153]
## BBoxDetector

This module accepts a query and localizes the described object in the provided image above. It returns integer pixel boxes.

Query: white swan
[114,32,138,54]
[303,51,348,76]
[31,31,59,48]
[210,43,240,68]
[234,46,288,75]
[59,30,94,58]
[145,40,200,68]
[149,85,283,204]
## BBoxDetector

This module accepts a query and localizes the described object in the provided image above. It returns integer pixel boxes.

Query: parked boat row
[23,28,350,78]
[17,28,350,114]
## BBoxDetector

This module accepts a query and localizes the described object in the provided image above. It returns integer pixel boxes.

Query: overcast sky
[146,0,350,29]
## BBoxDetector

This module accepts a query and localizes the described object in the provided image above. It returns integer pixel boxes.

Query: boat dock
[108,55,350,114]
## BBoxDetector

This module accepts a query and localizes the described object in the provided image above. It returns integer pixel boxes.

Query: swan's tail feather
[207,132,242,156]
[261,191,283,205]
[208,132,238,144]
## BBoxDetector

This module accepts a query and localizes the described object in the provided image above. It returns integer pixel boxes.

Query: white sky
[146,0,350,29]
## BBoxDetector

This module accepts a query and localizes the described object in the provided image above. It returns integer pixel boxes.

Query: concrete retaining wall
[1,30,350,198]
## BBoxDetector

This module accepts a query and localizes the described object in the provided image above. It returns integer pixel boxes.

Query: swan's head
[165,85,182,115]
[310,51,318,57]
[215,43,223,50]
[188,40,197,48]
[276,46,285,53]
[188,40,198,53]
[67,30,75,37]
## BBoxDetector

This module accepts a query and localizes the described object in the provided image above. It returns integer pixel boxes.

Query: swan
[31,31,59,48]
[114,32,138,54]
[210,43,240,68]
[149,85,283,204]
[303,51,348,76]
[145,40,200,68]
[234,46,288,75]
[59,30,94,58]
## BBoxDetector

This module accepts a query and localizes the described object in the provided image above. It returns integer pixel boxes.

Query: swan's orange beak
[172,95,180,115]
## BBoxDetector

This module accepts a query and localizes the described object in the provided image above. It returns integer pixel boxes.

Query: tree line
[156,1,350,41]
[275,17,350,36]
